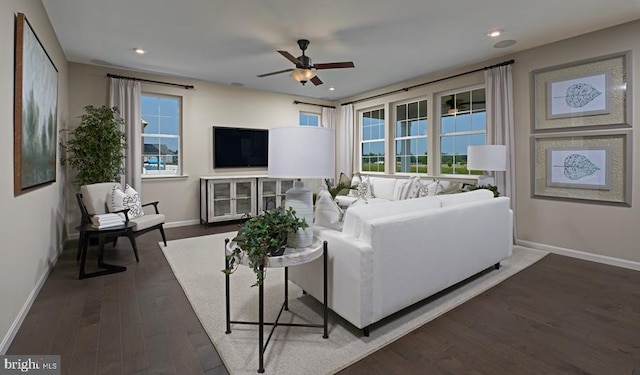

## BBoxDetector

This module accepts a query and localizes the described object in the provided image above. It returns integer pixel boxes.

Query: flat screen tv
[213,126,269,168]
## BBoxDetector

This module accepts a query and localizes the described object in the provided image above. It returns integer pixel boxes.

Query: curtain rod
[107,73,195,90]
[342,59,514,106]
[293,100,336,109]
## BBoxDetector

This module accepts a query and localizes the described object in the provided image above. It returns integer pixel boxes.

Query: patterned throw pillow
[393,176,421,200]
[109,184,145,219]
[417,179,443,197]
[352,175,375,200]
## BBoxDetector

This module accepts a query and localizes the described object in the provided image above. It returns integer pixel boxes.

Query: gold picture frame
[531,129,631,205]
[532,51,631,131]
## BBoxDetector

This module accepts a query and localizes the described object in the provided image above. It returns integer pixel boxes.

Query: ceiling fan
[257,39,355,86]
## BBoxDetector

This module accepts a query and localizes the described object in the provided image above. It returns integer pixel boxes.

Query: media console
[199,176,294,225]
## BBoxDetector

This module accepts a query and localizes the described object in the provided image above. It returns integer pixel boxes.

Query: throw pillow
[109,184,145,219]
[347,172,362,197]
[417,179,443,197]
[393,176,421,200]
[351,175,374,200]
[314,190,344,230]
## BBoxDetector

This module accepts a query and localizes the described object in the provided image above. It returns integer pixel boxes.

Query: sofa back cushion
[342,196,441,239]
[367,176,398,200]
[435,188,494,207]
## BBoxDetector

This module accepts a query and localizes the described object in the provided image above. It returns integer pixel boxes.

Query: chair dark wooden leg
[363,326,370,337]
[126,232,139,262]
[159,225,167,246]
[76,230,85,262]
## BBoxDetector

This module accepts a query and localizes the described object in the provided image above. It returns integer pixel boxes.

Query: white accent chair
[76,182,167,262]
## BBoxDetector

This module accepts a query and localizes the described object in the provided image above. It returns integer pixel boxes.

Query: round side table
[224,238,328,373]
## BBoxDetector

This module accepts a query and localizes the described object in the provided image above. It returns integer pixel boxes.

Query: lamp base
[477,172,495,187]
[285,181,313,248]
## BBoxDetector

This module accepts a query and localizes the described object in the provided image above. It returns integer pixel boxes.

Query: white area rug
[160,232,548,375]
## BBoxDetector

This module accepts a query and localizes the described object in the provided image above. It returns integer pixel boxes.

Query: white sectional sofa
[289,189,513,336]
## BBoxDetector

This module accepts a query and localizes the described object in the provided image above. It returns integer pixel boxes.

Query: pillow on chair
[109,184,145,219]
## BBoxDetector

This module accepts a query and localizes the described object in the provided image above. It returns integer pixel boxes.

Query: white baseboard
[163,219,200,228]
[67,219,201,240]
[0,247,63,354]
[517,239,640,272]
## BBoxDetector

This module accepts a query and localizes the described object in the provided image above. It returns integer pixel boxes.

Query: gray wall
[0,0,69,352]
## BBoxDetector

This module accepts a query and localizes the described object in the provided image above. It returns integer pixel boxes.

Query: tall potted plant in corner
[62,105,127,189]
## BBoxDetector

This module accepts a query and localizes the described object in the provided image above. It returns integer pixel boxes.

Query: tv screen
[213,127,269,168]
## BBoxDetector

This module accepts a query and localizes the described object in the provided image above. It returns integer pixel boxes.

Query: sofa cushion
[435,188,494,207]
[342,196,441,239]
[368,177,397,200]
[314,189,344,230]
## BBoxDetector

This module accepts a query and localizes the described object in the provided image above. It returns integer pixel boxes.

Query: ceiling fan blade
[310,76,323,86]
[314,62,355,70]
[257,68,294,78]
[278,50,302,66]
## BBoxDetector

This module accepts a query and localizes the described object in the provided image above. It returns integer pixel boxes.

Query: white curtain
[109,78,142,191]
[321,106,336,129]
[485,64,516,240]
[338,104,354,178]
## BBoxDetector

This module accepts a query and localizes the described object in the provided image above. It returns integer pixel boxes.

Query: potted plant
[61,105,126,189]
[223,207,308,286]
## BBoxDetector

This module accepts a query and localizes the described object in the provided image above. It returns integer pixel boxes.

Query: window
[299,112,320,126]
[395,99,428,173]
[360,108,385,172]
[439,88,486,175]
[141,94,181,176]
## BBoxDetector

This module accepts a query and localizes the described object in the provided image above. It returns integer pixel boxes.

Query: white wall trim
[163,219,200,228]
[0,248,63,354]
[517,239,640,272]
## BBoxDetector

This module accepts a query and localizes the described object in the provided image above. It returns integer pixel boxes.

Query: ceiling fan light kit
[290,68,317,85]
[258,39,354,86]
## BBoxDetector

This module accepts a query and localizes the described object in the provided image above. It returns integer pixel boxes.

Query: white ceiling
[42,0,640,101]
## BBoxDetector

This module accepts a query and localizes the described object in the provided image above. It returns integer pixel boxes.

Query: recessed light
[328,87,335,91]
[134,48,146,54]
[487,30,502,38]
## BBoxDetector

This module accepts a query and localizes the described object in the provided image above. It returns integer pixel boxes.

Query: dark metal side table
[76,222,136,279]
[224,238,328,373]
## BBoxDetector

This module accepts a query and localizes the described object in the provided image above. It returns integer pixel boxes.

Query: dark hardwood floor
[8,224,640,374]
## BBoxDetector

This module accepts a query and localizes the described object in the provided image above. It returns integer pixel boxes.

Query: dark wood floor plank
[7,224,640,375]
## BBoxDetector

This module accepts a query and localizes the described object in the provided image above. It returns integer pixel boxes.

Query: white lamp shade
[268,127,335,178]
[467,145,506,171]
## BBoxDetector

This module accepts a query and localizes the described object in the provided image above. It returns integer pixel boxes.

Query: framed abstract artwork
[14,12,58,195]
[532,130,631,205]
[532,51,631,131]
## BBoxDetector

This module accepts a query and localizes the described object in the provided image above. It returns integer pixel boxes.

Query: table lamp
[268,127,335,248]
[467,145,506,186]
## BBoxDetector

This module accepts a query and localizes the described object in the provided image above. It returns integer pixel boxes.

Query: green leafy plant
[468,184,500,197]
[223,207,308,286]
[61,105,126,189]
[324,172,357,199]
